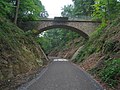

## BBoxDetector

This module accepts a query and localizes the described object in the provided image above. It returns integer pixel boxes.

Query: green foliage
[98,58,120,87]
[0,0,46,22]
[92,0,120,21]
[74,22,107,63]
[61,5,75,18]
[0,0,13,18]
[36,36,52,54]
[0,17,26,50]
[61,0,120,23]
[0,17,46,90]
[36,29,81,54]
[110,17,120,27]
[90,21,107,41]
[72,0,95,16]
[74,16,120,63]
[74,17,120,89]
[103,40,118,54]
[74,42,97,63]
[61,0,94,19]
[18,0,45,21]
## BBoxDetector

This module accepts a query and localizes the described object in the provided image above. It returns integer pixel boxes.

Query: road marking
[53,59,68,61]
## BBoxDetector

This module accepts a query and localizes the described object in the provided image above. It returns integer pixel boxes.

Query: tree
[61,5,75,18]
[18,0,45,21]
[72,0,95,17]
[61,0,95,19]
[0,0,46,22]
[0,0,13,18]
[37,28,81,54]
[92,0,120,21]
[14,0,20,24]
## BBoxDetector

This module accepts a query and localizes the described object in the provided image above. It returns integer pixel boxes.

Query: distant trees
[93,0,120,21]
[61,0,95,19]
[18,0,47,21]
[36,29,81,54]
[72,0,95,16]
[0,0,47,23]
[0,0,13,18]
[61,0,120,21]
[61,5,75,18]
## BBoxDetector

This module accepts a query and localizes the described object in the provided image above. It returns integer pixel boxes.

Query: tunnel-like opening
[38,25,89,39]
[37,25,87,58]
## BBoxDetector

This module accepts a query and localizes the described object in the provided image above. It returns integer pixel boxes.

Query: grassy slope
[73,18,120,89]
[0,17,47,89]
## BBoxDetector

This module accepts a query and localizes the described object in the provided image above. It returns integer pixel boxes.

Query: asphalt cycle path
[18,59,103,90]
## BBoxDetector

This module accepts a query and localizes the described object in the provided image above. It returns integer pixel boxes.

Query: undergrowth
[73,21,107,63]
[73,17,120,88]
[0,16,44,82]
[98,58,120,87]
[90,58,120,88]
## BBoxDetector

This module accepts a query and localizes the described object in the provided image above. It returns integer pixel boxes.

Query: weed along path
[18,59,103,90]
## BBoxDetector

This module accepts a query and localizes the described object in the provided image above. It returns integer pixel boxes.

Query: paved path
[18,59,103,90]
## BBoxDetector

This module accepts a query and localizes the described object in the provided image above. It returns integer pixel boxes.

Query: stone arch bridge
[19,18,101,39]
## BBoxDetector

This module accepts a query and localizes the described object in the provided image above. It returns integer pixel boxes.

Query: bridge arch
[38,25,89,39]
[18,19,100,40]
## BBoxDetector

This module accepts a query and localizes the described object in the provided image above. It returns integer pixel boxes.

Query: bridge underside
[39,25,89,39]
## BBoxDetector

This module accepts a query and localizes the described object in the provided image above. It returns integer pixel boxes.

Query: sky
[41,0,73,18]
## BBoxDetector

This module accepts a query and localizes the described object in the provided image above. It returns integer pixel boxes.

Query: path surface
[18,59,103,90]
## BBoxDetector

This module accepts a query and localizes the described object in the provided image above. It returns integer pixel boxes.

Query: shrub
[98,58,120,87]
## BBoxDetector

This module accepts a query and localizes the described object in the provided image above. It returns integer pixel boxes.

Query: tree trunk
[14,0,20,25]
[107,0,110,16]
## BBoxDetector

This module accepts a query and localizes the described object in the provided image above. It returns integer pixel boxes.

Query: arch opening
[38,26,86,56]
[38,25,89,39]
